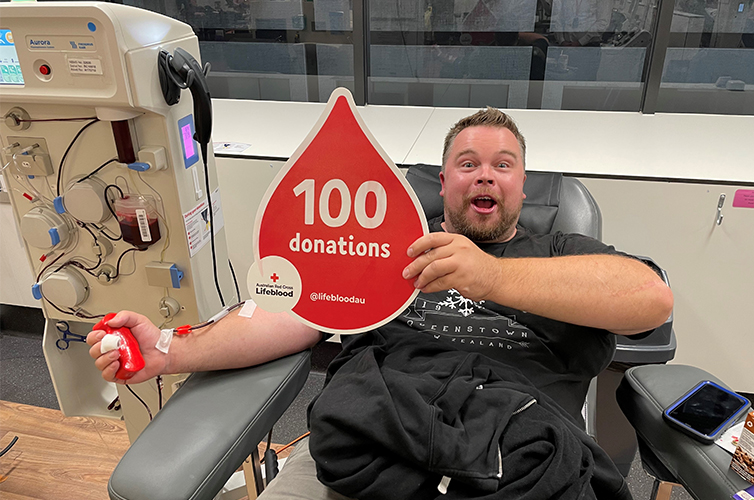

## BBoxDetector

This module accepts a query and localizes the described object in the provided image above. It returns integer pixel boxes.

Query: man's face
[440,126,526,243]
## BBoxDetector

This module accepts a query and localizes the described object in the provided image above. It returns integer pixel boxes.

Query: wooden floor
[0,400,130,499]
[0,400,291,499]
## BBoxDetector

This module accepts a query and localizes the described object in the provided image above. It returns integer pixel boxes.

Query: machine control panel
[0,29,23,85]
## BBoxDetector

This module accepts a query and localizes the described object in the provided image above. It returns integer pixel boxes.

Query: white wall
[578,177,754,392]
[0,201,36,307]
[211,99,754,184]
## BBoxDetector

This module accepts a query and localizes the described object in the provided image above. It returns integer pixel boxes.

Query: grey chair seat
[616,364,751,500]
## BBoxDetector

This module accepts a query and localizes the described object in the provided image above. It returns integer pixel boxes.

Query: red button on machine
[39,64,51,75]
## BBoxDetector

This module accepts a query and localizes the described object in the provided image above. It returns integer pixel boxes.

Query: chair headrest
[405,164,562,236]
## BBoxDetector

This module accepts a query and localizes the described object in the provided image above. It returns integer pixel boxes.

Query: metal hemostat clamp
[55,321,87,350]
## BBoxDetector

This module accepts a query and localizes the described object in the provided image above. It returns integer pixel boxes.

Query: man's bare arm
[167,308,322,374]
[404,233,673,336]
[87,307,321,384]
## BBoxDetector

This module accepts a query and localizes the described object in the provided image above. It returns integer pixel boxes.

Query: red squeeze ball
[93,312,145,380]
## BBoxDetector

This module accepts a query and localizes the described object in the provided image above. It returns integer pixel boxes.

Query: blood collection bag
[113,195,161,249]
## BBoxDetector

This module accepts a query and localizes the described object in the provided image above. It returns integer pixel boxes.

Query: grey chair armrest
[109,350,312,500]
[617,364,750,499]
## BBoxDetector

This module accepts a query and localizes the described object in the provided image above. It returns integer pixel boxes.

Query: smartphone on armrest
[662,380,751,444]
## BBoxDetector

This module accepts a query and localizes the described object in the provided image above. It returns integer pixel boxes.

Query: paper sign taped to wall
[732,189,754,209]
[249,88,428,334]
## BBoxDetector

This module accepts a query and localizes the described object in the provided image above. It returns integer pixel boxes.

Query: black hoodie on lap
[308,336,632,500]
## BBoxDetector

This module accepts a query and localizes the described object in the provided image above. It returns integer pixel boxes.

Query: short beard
[445,196,521,242]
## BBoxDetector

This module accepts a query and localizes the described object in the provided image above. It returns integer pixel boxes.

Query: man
[88,108,672,499]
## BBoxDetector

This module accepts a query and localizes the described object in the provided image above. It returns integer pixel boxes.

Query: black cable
[38,256,106,318]
[68,309,105,319]
[54,259,101,277]
[57,118,100,196]
[37,252,66,281]
[265,429,273,455]
[0,436,18,457]
[18,116,97,123]
[85,221,121,244]
[229,301,245,312]
[94,223,122,241]
[40,233,99,278]
[157,375,164,410]
[187,319,214,331]
[105,184,124,198]
[125,384,153,421]
[80,222,98,241]
[229,259,240,302]
[201,145,225,307]
[112,247,145,278]
[41,294,104,319]
[43,296,75,316]
[58,223,103,273]
[77,158,118,183]
[108,396,120,411]
[36,255,103,316]
[260,427,275,464]
[172,301,245,334]
[104,185,124,221]
[72,259,101,274]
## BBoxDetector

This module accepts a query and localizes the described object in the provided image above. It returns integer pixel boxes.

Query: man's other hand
[87,311,167,384]
[403,233,499,301]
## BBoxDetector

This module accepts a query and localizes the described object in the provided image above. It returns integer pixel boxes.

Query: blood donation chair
[107,166,682,500]
[617,364,752,500]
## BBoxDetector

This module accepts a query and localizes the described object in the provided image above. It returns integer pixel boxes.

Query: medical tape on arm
[238,298,257,318]
[155,328,174,354]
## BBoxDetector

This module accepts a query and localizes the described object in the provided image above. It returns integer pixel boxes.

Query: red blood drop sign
[250,88,428,334]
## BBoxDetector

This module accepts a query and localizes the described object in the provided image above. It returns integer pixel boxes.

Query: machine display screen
[181,122,196,159]
[0,30,24,85]
[178,114,199,168]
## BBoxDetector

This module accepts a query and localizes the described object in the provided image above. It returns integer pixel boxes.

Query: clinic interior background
[0,0,753,393]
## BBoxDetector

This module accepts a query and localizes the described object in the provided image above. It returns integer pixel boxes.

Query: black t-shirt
[336,216,635,421]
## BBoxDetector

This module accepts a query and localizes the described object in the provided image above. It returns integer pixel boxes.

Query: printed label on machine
[250,88,428,335]
[183,187,225,258]
[68,57,102,75]
[27,35,96,52]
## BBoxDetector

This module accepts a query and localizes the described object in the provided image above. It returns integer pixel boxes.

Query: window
[122,0,355,102]
[656,0,754,114]
[106,0,754,115]
[368,0,658,111]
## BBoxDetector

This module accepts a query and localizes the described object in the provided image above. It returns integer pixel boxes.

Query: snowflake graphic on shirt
[438,289,485,317]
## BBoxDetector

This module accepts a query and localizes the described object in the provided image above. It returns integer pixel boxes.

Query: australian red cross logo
[249,88,428,334]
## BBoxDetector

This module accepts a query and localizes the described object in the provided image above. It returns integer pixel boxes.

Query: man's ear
[439,170,446,197]
[522,173,527,200]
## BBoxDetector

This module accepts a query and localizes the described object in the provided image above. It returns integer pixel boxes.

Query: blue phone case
[662,380,751,444]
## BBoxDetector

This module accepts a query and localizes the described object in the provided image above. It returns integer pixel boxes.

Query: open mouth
[471,195,497,214]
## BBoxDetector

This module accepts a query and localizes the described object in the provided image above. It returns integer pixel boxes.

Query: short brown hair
[442,107,526,169]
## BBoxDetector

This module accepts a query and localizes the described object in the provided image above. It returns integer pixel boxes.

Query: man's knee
[259,437,353,500]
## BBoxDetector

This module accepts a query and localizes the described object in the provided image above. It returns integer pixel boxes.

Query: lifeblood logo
[250,88,428,334]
